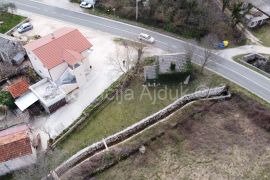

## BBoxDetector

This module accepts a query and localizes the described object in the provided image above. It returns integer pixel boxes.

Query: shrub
[0,91,15,109]
[185,60,193,74]
[170,62,176,71]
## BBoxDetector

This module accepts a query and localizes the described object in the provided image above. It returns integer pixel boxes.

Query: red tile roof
[24,27,93,69]
[7,79,30,99]
[63,49,84,65]
[0,125,32,163]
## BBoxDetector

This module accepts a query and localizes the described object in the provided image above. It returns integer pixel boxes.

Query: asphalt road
[7,0,270,103]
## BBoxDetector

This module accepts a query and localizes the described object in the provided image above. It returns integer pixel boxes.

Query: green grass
[96,93,270,180]
[1,174,13,180]
[0,13,26,33]
[233,54,270,78]
[252,22,270,47]
[57,64,270,159]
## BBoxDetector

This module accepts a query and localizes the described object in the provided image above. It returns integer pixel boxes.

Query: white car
[17,22,33,33]
[138,33,155,43]
[80,2,92,9]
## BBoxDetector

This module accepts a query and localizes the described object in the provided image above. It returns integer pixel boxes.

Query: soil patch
[93,94,270,180]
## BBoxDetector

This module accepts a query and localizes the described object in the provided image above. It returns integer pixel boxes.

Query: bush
[0,91,15,109]
[185,60,193,74]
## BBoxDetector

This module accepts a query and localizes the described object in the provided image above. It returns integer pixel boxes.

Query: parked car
[17,23,33,33]
[80,2,92,8]
[138,33,155,43]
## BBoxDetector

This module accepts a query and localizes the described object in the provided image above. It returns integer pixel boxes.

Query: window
[74,63,80,68]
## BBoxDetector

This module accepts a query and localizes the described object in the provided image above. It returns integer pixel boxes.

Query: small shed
[12,52,26,65]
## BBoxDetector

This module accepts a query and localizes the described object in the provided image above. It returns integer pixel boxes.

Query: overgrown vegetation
[0,91,15,109]
[77,0,245,44]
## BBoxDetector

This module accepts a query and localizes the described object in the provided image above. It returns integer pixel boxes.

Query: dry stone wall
[54,86,229,176]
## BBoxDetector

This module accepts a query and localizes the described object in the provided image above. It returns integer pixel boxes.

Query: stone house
[144,53,189,84]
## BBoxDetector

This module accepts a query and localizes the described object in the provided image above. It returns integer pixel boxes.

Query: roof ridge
[30,28,77,51]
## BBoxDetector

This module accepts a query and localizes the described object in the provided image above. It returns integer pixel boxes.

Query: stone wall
[53,86,230,177]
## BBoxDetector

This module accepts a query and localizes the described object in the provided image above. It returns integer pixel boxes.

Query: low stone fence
[52,86,230,177]
[50,74,132,148]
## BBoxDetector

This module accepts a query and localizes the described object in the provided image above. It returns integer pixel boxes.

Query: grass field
[96,94,270,180]
[57,63,270,160]
[0,13,26,33]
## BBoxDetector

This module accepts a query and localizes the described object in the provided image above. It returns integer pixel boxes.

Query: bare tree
[184,43,195,61]
[200,33,218,74]
[41,125,52,143]
[0,2,16,15]
[109,40,145,75]
[109,46,132,74]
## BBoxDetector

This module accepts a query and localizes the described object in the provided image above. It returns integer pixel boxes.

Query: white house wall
[49,62,68,81]
[0,153,36,176]
[73,64,87,87]
[81,49,91,72]
[27,50,51,79]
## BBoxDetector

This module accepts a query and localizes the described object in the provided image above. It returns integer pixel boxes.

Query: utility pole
[136,0,141,21]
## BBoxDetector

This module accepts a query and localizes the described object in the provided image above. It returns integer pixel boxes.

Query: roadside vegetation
[71,0,246,45]
[0,3,25,33]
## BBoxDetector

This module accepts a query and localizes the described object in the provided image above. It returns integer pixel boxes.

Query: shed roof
[15,91,39,111]
[7,79,30,99]
[0,125,32,163]
[24,27,93,69]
